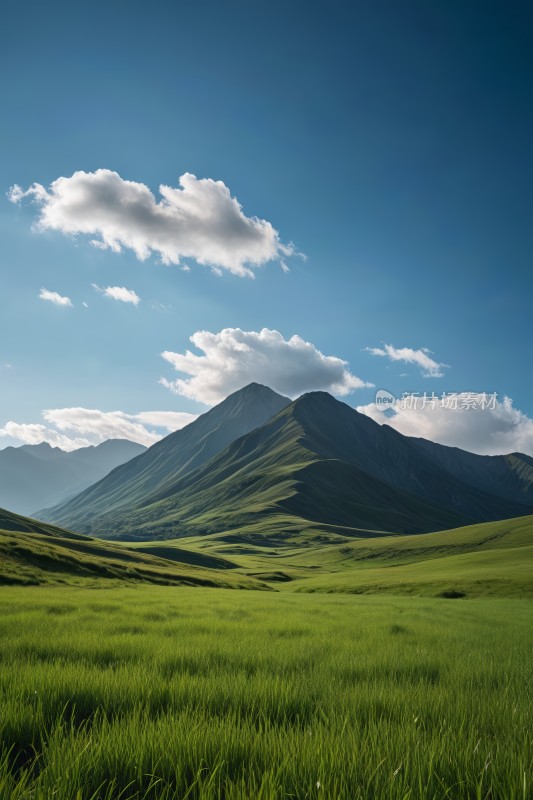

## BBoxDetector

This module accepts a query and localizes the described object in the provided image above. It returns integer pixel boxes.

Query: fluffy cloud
[0,408,197,451]
[357,392,533,456]
[92,283,140,305]
[161,327,373,405]
[9,170,298,277]
[366,344,448,378]
[39,288,72,307]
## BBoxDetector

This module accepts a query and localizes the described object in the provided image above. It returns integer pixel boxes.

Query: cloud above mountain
[161,327,373,405]
[0,408,197,451]
[9,170,298,277]
[357,392,533,456]
[366,344,448,377]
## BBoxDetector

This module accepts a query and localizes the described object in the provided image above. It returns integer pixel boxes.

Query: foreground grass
[0,587,531,799]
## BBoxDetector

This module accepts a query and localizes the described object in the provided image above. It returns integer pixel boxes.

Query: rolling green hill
[165,514,533,597]
[290,515,533,597]
[1,505,531,596]
[0,508,266,590]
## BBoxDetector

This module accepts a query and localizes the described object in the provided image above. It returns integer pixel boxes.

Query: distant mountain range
[0,439,146,516]
[39,384,533,542]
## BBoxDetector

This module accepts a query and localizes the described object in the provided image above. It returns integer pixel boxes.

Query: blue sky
[1,0,532,454]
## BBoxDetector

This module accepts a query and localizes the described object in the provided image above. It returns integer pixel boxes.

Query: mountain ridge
[39,385,533,541]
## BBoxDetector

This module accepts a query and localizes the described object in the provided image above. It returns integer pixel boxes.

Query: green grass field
[0,586,531,799]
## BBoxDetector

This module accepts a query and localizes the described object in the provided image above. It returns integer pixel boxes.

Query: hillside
[289,514,533,597]
[165,514,533,597]
[41,387,533,542]
[0,439,146,515]
[0,508,265,590]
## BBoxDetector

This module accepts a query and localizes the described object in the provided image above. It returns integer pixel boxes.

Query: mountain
[408,438,533,505]
[0,507,264,589]
[0,439,146,515]
[40,383,290,532]
[41,387,533,542]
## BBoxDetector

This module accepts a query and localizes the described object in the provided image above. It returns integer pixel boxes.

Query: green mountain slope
[0,508,265,590]
[48,390,533,541]
[42,383,290,529]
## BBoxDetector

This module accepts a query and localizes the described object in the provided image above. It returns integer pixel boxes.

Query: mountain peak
[290,390,352,416]
[212,383,291,417]
[227,382,287,399]
[295,390,336,403]
[95,438,147,451]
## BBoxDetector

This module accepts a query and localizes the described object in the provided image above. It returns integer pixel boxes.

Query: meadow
[0,586,531,799]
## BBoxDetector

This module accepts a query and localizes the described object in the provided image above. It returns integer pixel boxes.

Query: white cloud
[92,283,140,305]
[366,344,448,378]
[9,169,300,278]
[357,393,533,457]
[0,408,197,451]
[160,327,373,405]
[39,288,73,307]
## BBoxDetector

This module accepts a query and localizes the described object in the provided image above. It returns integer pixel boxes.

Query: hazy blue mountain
[40,386,533,541]
[0,439,146,515]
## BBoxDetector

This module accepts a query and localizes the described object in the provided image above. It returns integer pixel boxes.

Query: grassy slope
[3,502,531,597]
[145,515,533,598]
[0,508,266,590]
